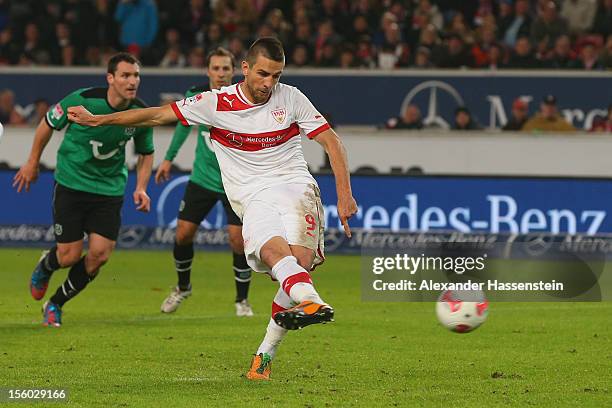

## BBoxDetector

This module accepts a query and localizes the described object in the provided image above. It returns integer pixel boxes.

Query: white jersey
[171,82,330,218]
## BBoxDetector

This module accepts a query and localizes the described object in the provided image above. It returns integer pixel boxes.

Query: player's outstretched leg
[161,240,193,313]
[247,289,290,380]
[43,256,97,327]
[270,255,334,330]
[233,252,254,317]
[30,247,61,300]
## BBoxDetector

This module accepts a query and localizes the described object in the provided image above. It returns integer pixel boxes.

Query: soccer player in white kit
[67,37,358,381]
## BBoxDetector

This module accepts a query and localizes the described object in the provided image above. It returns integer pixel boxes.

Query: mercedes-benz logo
[226,132,243,147]
[401,80,465,129]
[522,233,555,256]
[117,225,147,248]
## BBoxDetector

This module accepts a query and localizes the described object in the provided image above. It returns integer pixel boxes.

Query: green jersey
[164,84,224,194]
[46,87,154,196]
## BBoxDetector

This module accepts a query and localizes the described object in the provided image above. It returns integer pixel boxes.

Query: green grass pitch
[1,248,610,407]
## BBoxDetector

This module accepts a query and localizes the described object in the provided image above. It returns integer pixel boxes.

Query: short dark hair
[245,37,285,66]
[107,52,140,75]
[206,47,236,69]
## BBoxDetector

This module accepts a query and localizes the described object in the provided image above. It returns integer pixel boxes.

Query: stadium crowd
[0,0,610,70]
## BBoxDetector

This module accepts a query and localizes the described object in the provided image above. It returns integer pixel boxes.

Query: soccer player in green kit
[13,53,154,327]
[156,48,254,317]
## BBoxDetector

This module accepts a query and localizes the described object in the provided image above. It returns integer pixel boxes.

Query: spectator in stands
[599,34,612,68]
[0,27,19,65]
[377,21,410,68]
[228,36,246,63]
[317,40,338,67]
[348,14,370,44]
[561,0,597,35]
[114,0,158,56]
[204,22,228,51]
[0,89,24,125]
[213,0,255,35]
[413,0,444,31]
[179,0,211,43]
[92,0,119,50]
[187,46,206,68]
[27,99,50,126]
[373,11,397,49]
[410,46,434,68]
[530,1,568,48]
[453,107,482,130]
[436,34,474,68]
[472,26,499,67]
[290,20,314,56]
[339,46,359,68]
[265,8,292,46]
[355,35,376,68]
[522,95,577,132]
[385,104,424,130]
[571,41,604,70]
[591,0,612,37]
[51,22,75,66]
[503,98,530,130]
[590,105,612,132]
[19,23,51,65]
[350,0,380,28]
[499,0,532,47]
[290,44,309,67]
[157,28,184,60]
[318,0,350,37]
[446,12,475,45]
[507,35,540,68]
[417,24,442,58]
[159,46,186,68]
[483,43,506,69]
[545,34,576,69]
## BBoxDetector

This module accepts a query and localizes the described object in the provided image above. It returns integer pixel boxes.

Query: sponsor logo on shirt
[223,96,235,108]
[89,140,119,160]
[271,108,286,124]
[124,127,136,136]
[182,93,203,106]
[225,132,244,147]
[212,123,300,151]
[51,104,64,120]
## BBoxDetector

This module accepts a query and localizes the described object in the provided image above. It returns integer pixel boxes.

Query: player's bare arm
[134,153,153,212]
[314,128,358,238]
[68,104,177,128]
[13,118,55,193]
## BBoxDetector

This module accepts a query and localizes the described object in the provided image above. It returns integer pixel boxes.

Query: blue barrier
[1,171,610,235]
[0,71,608,127]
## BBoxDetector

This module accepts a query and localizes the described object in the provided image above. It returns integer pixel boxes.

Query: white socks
[271,255,323,304]
[256,318,288,359]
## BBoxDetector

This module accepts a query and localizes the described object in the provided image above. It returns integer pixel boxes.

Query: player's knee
[175,227,195,245]
[295,253,314,271]
[87,249,111,268]
[57,247,81,267]
[228,234,244,253]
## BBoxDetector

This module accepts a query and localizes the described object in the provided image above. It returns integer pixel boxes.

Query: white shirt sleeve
[292,88,330,139]
[171,91,217,126]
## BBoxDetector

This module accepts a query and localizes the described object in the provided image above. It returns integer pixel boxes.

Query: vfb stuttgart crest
[271,108,286,124]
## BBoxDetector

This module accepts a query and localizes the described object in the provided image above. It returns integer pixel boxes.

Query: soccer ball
[436,290,489,333]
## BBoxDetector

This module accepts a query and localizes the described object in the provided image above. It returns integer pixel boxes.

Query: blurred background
[0,0,611,250]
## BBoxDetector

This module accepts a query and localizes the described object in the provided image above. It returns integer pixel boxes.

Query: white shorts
[242,183,325,273]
